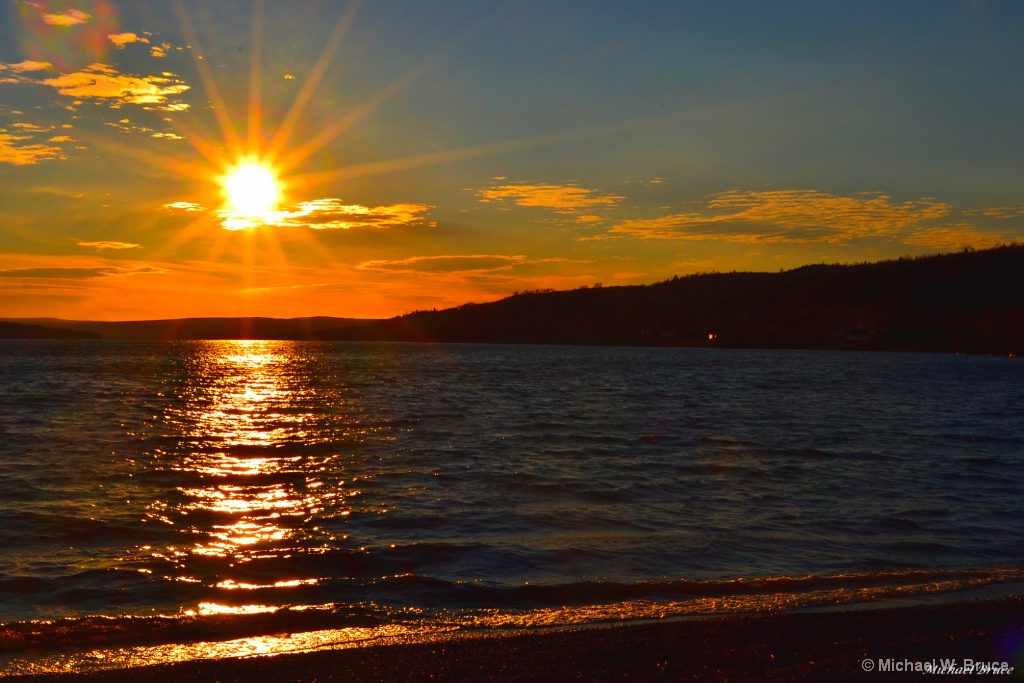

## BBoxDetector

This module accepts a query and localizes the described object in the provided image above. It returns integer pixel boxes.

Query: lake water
[1,341,1022,674]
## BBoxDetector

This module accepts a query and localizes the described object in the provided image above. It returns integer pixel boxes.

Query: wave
[2,566,1023,675]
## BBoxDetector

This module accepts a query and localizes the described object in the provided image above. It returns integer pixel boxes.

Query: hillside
[377,244,1023,354]
[0,321,99,340]
[3,245,1022,354]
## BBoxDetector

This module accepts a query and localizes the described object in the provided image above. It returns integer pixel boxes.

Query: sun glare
[222,161,280,216]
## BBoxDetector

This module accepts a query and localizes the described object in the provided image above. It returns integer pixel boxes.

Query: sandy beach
[6,596,1022,682]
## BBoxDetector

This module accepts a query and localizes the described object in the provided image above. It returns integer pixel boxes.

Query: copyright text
[860,658,1014,675]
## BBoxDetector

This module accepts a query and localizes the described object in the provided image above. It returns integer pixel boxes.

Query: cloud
[473,179,625,227]
[130,265,169,275]
[219,199,433,231]
[12,122,51,133]
[0,264,166,279]
[48,135,74,143]
[606,190,951,244]
[163,201,205,212]
[901,227,1012,251]
[109,33,148,47]
[42,63,190,110]
[164,196,433,232]
[281,200,432,230]
[963,207,1024,219]
[0,132,64,165]
[109,118,182,139]
[0,60,53,73]
[0,267,119,280]
[42,9,91,26]
[475,181,625,212]
[77,241,142,250]
[357,254,526,273]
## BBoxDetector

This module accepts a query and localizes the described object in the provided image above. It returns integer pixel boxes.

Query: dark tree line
[370,244,1024,354]
[4,245,1021,354]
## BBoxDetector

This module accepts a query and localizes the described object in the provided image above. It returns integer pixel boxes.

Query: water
[0,341,1022,673]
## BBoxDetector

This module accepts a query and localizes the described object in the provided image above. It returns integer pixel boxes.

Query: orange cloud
[356,254,526,273]
[0,60,53,73]
[109,32,148,47]
[42,63,190,110]
[902,227,1012,251]
[164,197,433,232]
[282,199,433,230]
[0,266,115,279]
[107,118,182,139]
[217,199,433,231]
[476,181,624,212]
[963,207,1024,219]
[12,122,51,133]
[77,241,142,250]
[163,201,204,212]
[607,190,951,244]
[0,132,64,165]
[0,263,165,279]
[42,9,91,26]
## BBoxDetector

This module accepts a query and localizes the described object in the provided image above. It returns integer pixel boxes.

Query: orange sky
[1,1,1022,320]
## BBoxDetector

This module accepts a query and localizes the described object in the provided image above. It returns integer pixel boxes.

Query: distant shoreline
[8,595,1023,682]
[2,244,1022,355]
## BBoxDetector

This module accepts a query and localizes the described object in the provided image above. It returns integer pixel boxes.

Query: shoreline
[7,596,1023,682]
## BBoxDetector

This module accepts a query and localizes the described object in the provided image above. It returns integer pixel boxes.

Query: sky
[1,0,1022,321]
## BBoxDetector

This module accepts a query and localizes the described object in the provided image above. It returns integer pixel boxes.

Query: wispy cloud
[0,132,64,165]
[163,197,434,231]
[77,241,142,250]
[0,267,118,280]
[108,118,183,140]
[42,9,91,27]
[0,60,53,74]
[162,201,205,212]
[605,190,951,244]
[963,207,1024,219]
[12,122,51,133]
[274,199,433,231]
[902,227,1012,251]
[42,64,190,110]
[0,264,167,279]
[128,265,168,275]
[1,58,190,112]
[357,254,526,273]
[475,180,625,219]
[108,33,149,47]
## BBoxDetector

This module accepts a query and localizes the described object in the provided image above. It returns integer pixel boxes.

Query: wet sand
[9,596,1024,682]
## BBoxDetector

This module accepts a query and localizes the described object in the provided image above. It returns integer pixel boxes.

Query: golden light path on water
[147,340,346,603]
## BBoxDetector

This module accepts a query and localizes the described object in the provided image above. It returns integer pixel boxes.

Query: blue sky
[1,0,1021,319]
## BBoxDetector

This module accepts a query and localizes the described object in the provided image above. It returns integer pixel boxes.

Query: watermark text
[861,658,1014,675]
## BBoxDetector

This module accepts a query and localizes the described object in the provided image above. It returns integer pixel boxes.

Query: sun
[222,161,281,216]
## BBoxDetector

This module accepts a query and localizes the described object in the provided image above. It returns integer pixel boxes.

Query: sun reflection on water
[182,340,309,448]
[140,340,360,609]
